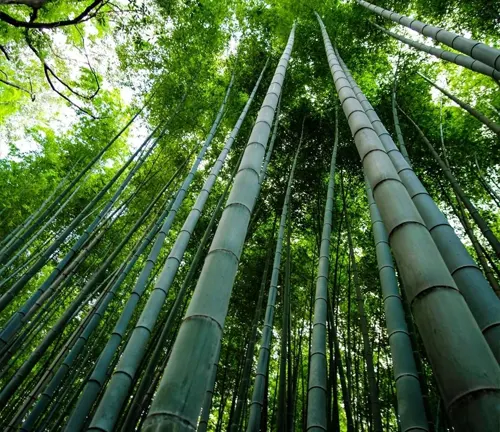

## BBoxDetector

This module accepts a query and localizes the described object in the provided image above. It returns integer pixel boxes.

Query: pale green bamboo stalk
[417,72,500,137]
[372,22,500,81]
[121,151,243,430]
[247,108,302,432]
[87,65,267,432]
[317,14,500,432]
[306,106,338,432]
[356,0,500,72]
[64,72,234,431]
[141,26,295,432]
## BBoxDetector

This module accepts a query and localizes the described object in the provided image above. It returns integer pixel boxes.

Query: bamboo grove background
[0,0,499,430]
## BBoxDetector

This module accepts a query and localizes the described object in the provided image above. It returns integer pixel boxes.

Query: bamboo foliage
[0,127,157,313]
[356,0,500,73]
[306,106,338,432]
[335,47,500,365]
[0,102,148,266]
[140,26,295,432]
[317,14,500,432]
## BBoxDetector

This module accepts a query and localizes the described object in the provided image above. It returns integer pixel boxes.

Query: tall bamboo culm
[87,64,268,432]
[317,14,500,432]
[336,46,500,364]
[356,0,500,73]
[141,25,296,432]
[65,73,235,432]
[246,112,302,432]
[306,106,338,432]
[365,179,429,432]
[371,23,500,81]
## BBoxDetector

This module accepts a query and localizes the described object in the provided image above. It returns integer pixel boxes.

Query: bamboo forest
[1,0,500,430]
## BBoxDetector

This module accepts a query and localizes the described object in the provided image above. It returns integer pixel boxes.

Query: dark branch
[0,0,105,28]
[75,25,100,99]
[0,44,11,61]
[25,31,97,118]
[0,70,35,100]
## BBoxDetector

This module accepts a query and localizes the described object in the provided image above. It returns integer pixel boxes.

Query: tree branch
[0,0,105,29]
[0,69,35,100]
[25,31,97,118]
[0,44,11,61]
[75,25,100,99]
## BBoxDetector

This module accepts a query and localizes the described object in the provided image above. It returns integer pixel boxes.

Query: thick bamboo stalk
[372,23,500,81]
[139,27,295,432]
[317,14,500,432]
[335,46,500,364]
[86,66,267,432]
[121,171,237,431]
[365,179,429,431]
[306,107,338,432]
[356,0,500,73]
[245,102,301,432]
[343,174,383,432]
[417,72,500,137]
[64,72,235,432]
